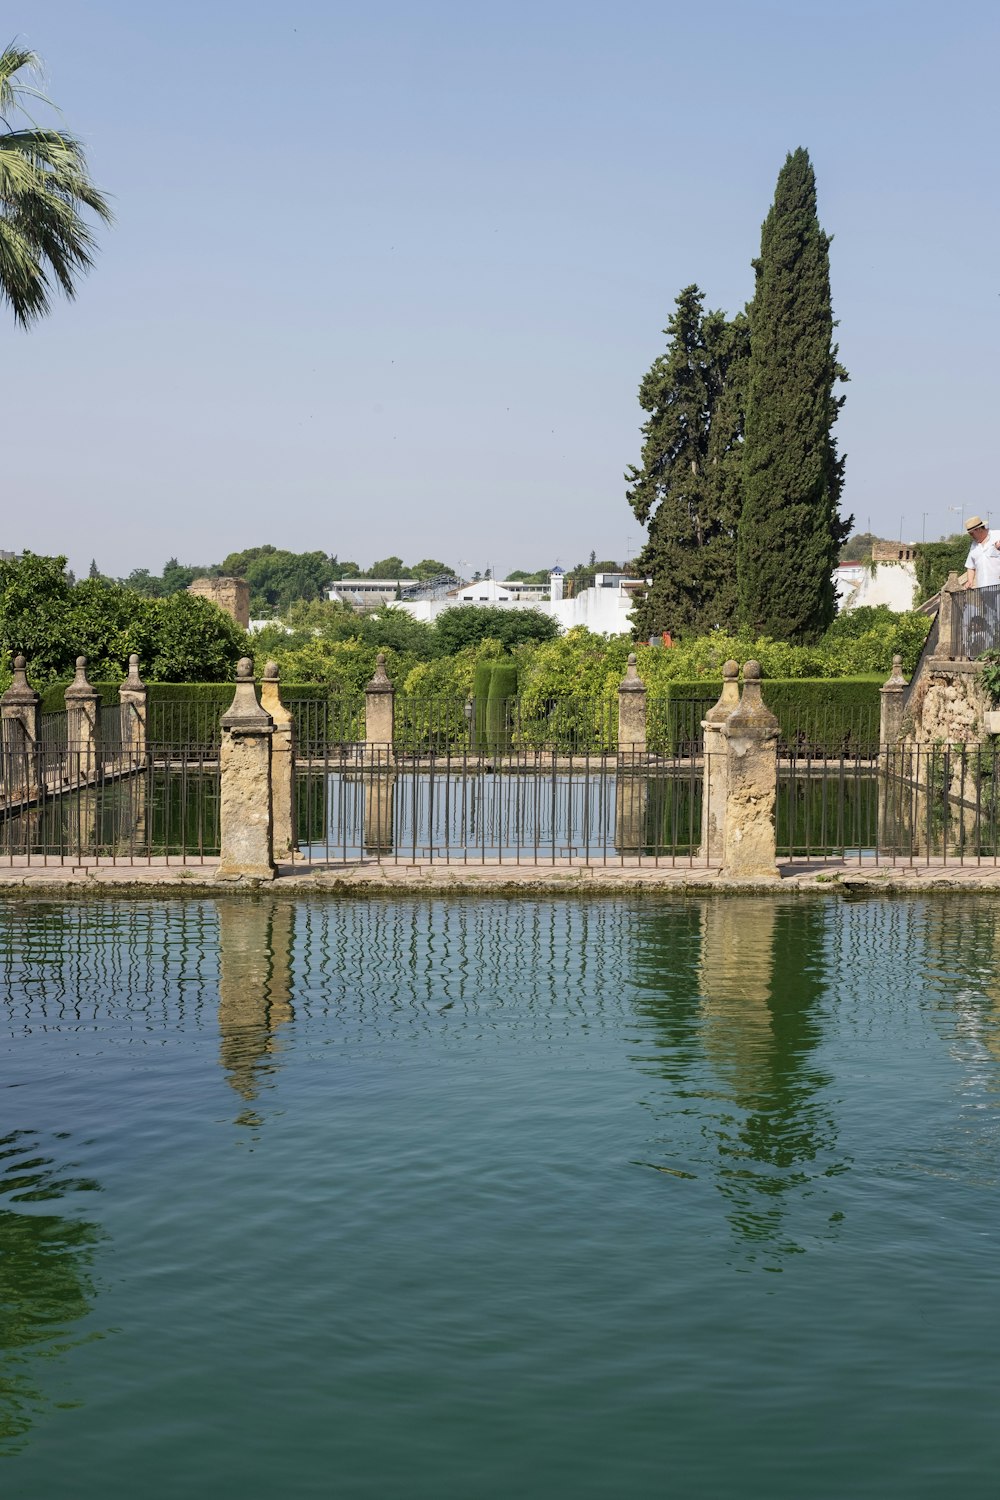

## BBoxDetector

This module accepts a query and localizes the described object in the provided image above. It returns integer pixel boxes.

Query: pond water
[2,894,999,1498]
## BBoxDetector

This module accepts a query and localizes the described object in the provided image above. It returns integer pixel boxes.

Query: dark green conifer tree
[737,148,850,641]
[626,286,748,638]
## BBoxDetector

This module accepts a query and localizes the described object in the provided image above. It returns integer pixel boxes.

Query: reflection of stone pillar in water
[217,900,295,1103]
[261,661,296,858]
[1,654,41,799]
[615,654,648,853]
[364,770,396,853]
[721,661,780,880]
[697,899,777,1101]
[217,658,276,882]
[118,654,148,766]
[701,660,739,864]
[67,784,100,860]
[65,657,100,782]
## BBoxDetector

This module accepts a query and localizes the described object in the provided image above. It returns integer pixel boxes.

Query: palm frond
[0,44,112,325]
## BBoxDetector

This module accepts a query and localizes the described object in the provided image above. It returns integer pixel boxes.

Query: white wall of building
[836,560,918,613]
[393,575,638,636]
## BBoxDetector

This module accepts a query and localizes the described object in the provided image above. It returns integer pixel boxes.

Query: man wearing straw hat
[963,516,1000,589]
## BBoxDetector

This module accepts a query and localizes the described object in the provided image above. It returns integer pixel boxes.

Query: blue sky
[5,0,998,578]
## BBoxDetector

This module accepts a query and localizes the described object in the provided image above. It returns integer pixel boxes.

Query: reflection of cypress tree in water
[697,901,835,1256]
[632,901,837,1260]
[217,900,295,1123]
[0,1131,104,1454]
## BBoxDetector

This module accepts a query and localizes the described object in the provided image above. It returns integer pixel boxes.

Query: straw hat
[965,516,986,532]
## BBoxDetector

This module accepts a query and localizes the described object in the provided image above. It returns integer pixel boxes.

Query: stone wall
[872,541,916,564]
[904,663,990,744]
[187,576,250,630]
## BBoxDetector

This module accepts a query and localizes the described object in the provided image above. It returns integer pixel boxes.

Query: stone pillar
[879,654,907,748]
[618,653,647,752]
[721,661,780,880]
[936,573,965,660]
[119,654,148,764]
[217,658,275,882]
[365,652,395,766]
[615,653,648,853]
[701,660,739,864]
[261,661,296,859]
[65,656,100,780]
[0,654,41,797]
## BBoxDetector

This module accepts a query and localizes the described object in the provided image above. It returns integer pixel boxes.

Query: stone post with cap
[365,652,395,766]
[1,655,41,797]
[65,656,100,779]
[260,660,296,858]
[879,654,907,749]
[701,660,740,864]
[935,573,965,661]
[118,654,148,764]
[615,653,648,853]
[217,658,275,881]
[617,653,647,753]
[877,654,909,855]
[721,661,780,880]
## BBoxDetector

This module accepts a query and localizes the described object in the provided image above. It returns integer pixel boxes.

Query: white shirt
[965,531,1000,588]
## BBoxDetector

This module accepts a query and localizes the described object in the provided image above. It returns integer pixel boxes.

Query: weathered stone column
[365,652,395,766]
[701,660,739,864]
[879,654,907,748]
[1,654,41,797]
[261,661,296,858]
[936,573,965,660]
[618,653,647,752]
[721,661,780,880]
[217,658,275,882]
[65,656,100,780]
[877,655,909,855]
[614,655,648,853]
[119,654,148,765]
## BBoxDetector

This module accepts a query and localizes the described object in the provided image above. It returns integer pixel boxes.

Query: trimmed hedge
[39,680,329,714]
[649,677,883,756]
[486,662,519,754]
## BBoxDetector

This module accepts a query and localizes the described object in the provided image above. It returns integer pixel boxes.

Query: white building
[391,570,645,637]
[835,561,918,612]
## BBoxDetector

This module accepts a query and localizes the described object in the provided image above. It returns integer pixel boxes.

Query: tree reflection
[633,899,840,1262]
[0,1130,104,1454]
[217,900,295,1125]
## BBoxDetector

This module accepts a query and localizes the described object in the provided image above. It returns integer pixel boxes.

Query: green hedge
[648,677,883,756]
[39,680,329,714]
[486,662,518,754]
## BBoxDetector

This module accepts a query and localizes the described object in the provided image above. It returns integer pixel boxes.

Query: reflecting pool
[2,895,999,1498]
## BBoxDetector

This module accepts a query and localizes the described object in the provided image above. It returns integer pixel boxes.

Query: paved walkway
[1,856,999,894]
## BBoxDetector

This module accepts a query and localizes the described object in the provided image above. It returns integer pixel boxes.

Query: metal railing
[294,747,712,867]
[0,738,220,864]
[952,583,1000,659]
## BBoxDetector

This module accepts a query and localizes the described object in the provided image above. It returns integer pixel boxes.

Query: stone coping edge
[0,867,998,900]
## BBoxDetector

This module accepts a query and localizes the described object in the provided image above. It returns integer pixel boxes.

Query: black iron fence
[951,583,1000,660]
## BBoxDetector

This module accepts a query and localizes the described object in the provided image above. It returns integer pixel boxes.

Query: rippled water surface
[2,894,1000,1498]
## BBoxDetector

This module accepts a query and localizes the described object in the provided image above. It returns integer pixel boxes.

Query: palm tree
[0,44,112,326]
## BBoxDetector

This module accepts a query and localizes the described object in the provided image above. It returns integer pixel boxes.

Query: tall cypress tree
[737,149,850,641]
[626,286,748,638]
